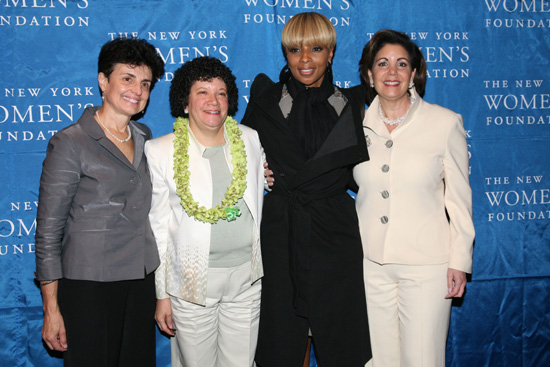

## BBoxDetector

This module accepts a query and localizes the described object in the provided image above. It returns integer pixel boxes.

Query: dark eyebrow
[123,72,152,83]
[375,57,410,63]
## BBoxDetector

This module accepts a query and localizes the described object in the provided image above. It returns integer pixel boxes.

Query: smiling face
[368,43,416,104]
[98,63,152,118]
[286,44,334,88]
[186,78,229,139]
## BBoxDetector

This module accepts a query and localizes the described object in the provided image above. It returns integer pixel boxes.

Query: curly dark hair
[359,30,427,105]
[169,56,238,118]
[98,38,165,91]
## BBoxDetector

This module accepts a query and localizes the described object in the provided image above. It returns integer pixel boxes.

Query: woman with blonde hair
[242,12,371,367]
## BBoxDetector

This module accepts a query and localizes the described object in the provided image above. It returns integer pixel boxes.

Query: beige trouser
[169,261,261,367]
[364,260,452,367]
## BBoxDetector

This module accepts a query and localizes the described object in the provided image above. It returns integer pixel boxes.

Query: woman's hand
[155,298,176,337]
[445,268,467,298]
[264,161,274,187]
[43,309,67,351]
[41,282,68,351]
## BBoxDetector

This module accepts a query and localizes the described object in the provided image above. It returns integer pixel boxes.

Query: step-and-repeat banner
[1,1,548,366]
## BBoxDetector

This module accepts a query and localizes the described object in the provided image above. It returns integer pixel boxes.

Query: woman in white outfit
[145,56,265,367]
[354,30,475,367]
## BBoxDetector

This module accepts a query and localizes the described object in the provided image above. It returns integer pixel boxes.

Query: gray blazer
[35,106,160,282]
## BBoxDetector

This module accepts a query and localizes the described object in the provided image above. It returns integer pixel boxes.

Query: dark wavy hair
[359,29,427,105]
[169,56,238,118]
[98,38,165,91]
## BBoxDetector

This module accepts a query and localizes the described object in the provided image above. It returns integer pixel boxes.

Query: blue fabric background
[1,1,548,366]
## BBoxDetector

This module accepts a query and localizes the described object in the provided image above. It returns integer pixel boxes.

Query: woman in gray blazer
[34,38,164,367]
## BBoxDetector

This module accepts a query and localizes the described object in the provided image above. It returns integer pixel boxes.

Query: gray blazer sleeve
[35,131,81,280]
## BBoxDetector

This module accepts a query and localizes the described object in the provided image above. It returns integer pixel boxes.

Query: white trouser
[169,261,261,367]
[364,260,451,367]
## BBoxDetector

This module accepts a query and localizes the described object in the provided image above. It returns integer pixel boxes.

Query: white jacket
[354,90,475,273]
[145,123,264,305]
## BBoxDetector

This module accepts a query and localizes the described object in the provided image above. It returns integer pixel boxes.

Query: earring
[409,81,415,89]
[101,91,105,102]
[184,108,189,114]
[370,80,374,88]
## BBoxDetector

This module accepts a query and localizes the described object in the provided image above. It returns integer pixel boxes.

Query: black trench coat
[242,74,372,367]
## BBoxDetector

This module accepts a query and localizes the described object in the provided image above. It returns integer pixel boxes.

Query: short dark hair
[359,30,427,105]
[169,56,238,118]
[98,38,165,91]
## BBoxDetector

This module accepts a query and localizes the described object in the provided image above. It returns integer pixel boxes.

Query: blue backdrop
[1,1,549,366]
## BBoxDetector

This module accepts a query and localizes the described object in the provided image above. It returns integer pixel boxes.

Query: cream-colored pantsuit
[354,91,475,367]
[365,261,451,367]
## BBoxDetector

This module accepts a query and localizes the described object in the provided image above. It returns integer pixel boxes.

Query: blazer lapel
[130,121,147,170]
[80,107,137,171]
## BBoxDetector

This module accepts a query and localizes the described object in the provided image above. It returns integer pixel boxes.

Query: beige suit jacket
[354,91,474,273]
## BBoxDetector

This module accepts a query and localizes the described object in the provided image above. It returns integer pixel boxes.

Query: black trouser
[58,273,156,367]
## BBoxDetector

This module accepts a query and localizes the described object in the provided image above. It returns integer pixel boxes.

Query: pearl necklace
[95,111,132,143]
[378,97,416,126]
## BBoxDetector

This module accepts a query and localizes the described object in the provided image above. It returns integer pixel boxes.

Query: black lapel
[291,85,369,188]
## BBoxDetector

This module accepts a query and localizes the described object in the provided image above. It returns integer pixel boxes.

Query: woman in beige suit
[354,30,475,367]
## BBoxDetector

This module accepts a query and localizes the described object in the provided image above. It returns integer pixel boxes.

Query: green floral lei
[173,116,248,224]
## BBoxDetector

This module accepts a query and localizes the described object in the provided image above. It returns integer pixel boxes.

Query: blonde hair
[281,12,336,53]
